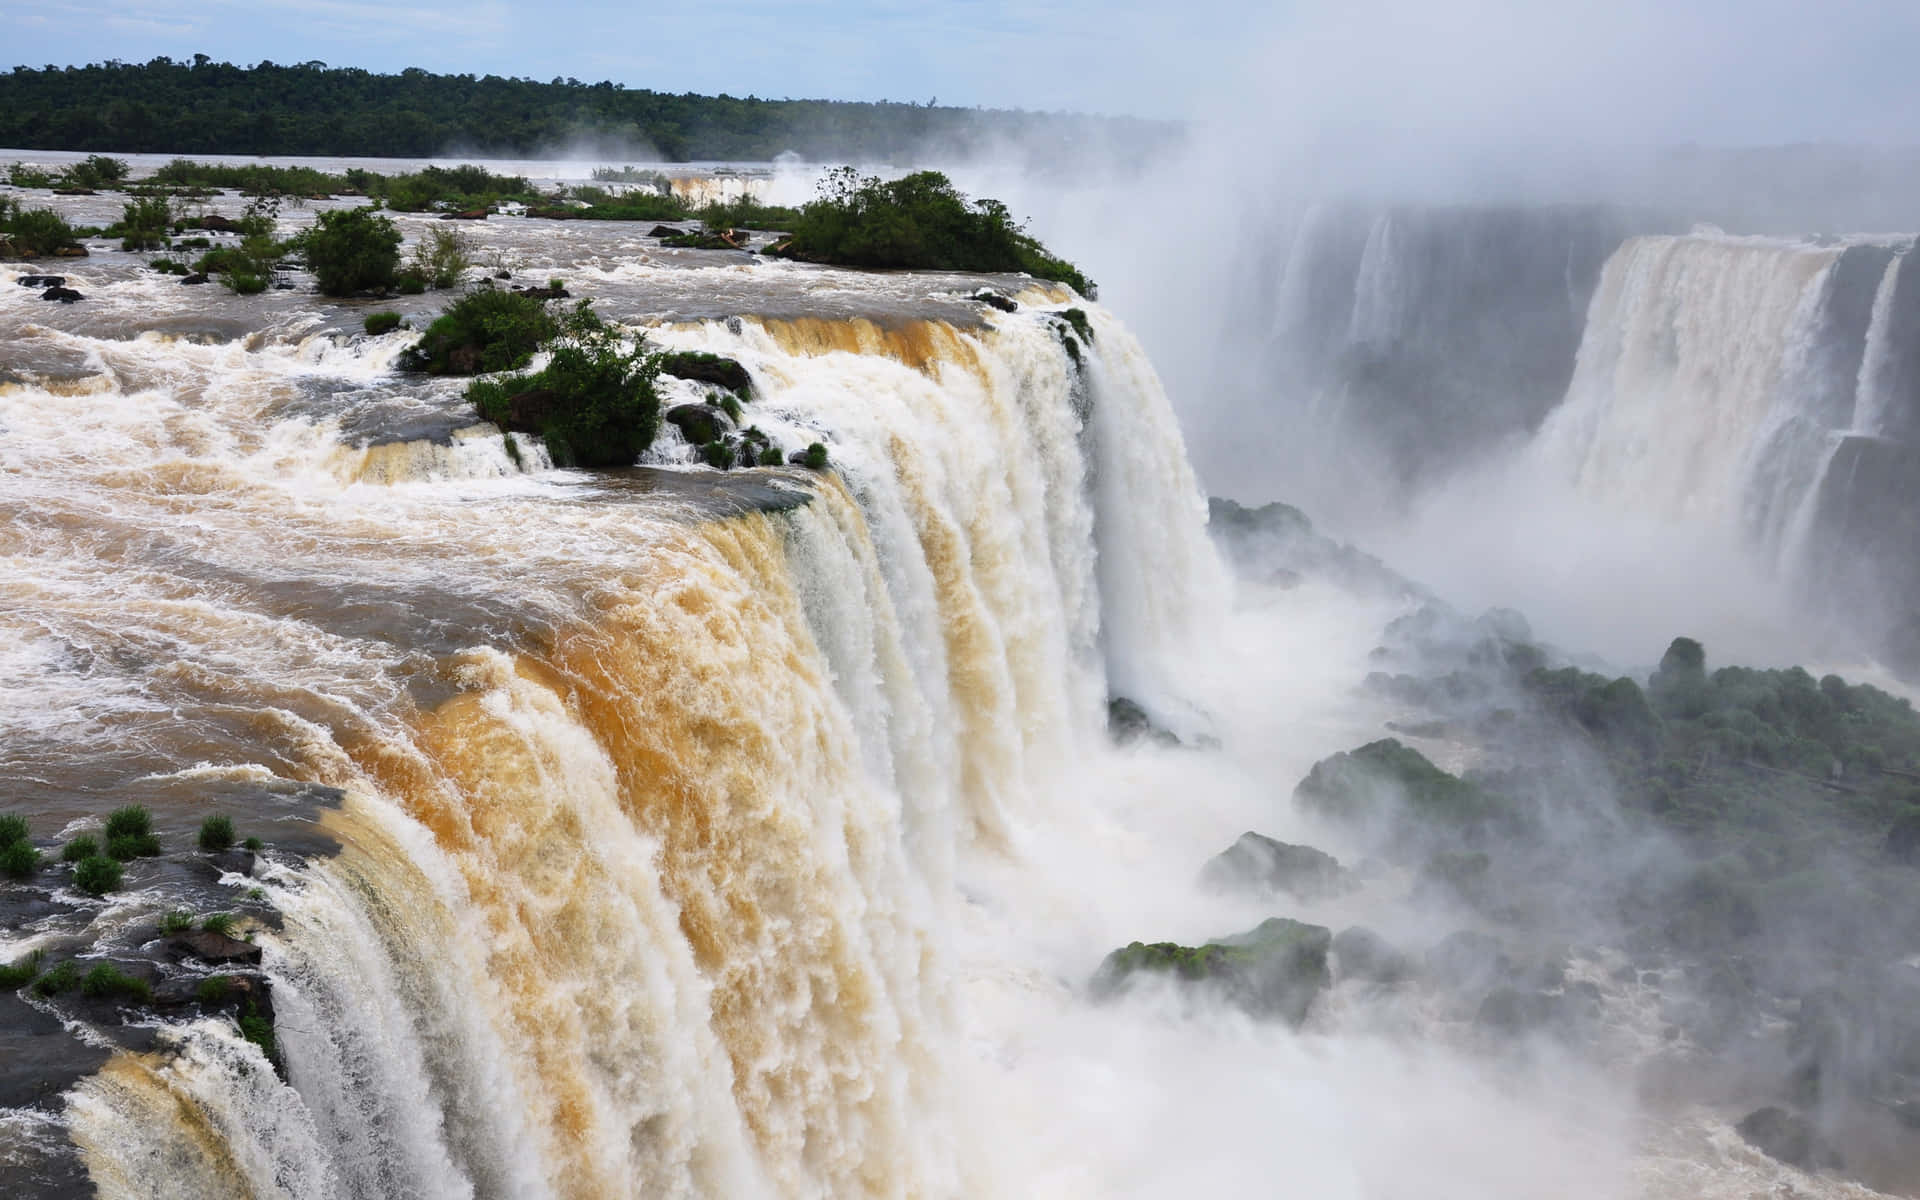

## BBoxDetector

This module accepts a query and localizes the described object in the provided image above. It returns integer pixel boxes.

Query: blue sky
[9,0,1920,139]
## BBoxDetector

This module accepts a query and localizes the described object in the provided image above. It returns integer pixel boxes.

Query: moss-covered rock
[658,351,751,395]
[1294,738,1519,850]
[1092,917,1331,1026]
[665,403,730,446]
[1200,832,1349,901]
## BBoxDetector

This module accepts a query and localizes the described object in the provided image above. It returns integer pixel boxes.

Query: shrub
[0,199,81,257]
[303,206,402,296]
[115,196,173,250]
[465,304,663,469]
[32,960,80,996]
[196,975,234,1003]
[773,168,1096,297]
[400,287,558,376]
[73,856,123,896]
[81,963,151,1001]
[201,912,238,937]
[0,842,41,879]
[61,836,99,863]
[66,155,129,189]
[149,257,189,274]
[104,806,152,840]
[411,225,471,289]
[107,833,161,861]
[159,910,195,934]
[228,272,268,295]
[758,446,784,466]
[396,272,427,295]
[198,815,235,852]
[239,1001,276,1059]
[802,442,830,470]
[243,837,264,853]
[0,814,27,847]
[363,311,404,336]
[0,952,42,990]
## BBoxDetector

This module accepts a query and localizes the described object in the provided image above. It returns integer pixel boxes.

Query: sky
[8,0,1920,141]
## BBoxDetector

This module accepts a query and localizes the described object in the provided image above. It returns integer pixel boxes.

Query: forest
[0,57,1172,161]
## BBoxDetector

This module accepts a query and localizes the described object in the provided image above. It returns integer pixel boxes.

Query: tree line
[0,57,1174,162]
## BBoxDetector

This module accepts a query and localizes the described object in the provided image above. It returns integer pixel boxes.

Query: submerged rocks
[167,929,262,966]
[1736,1106,1843,1170]
[180,272,210,285]
[16,274,63,288]
[39,286,81,303]
[1093,917,1332,1026]
[1201,832,1350,901]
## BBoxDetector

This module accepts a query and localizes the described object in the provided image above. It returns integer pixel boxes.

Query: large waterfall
[0,271,1221,1196]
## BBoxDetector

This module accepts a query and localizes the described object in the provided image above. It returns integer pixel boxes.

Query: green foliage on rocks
[301,206,402,296]
[72,856,123,897]
[362,311,404,336]
[1294,738,1521,850]
[400,286,558,376]
[771,169,1096,297]
[32,961,80,996]
[198,815,235,852]
[0,814,28,849]
[103,806,160,861]
[1093,917,1332,1026]
[0,199,83,258]
[113,195,172,250]
[80,963,151,1002]
[657,351,752,396]
[465,304,664,469]
[60,836,98,863]
[0,952,42,990]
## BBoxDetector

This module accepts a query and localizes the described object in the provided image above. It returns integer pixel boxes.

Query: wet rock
[0,993,109,1108]
[666,403,730,446]
[204,849,257,877]
[440,209,488,220]
[1202,832,1350,901]
[198,214,239,234]
[17,274,63,288]
[648,225,680,238]
[492,269,511,279]
[1736,1106,1843,1170]
[1107,696,1180,747]
[39,286,81,303]
[511,284,569,300]
[975,289,1019,313]
[180,272,210,285]
[1333,925,1415,984]
[167,930,262,966]
[658,351,752,394]
[51,244,88,258]
[1093,917,1332,1027]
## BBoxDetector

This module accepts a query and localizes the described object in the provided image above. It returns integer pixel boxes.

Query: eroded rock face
[1092,917,1332,1027]
[1201,832,1351,901]
[1737,1106,1844,1171]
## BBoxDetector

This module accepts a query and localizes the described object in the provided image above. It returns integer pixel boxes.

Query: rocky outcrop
[666,403,731,447]
[1736,1106,1843,1171]
[39,286,81,303]
[1201,832,1350,901]
[658,351,752,395]
[1092,917,1331,1026]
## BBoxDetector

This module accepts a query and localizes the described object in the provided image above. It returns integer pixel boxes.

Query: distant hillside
[0,57,1175,162]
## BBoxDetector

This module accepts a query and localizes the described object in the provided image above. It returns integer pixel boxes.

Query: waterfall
[8,299,1224,1196]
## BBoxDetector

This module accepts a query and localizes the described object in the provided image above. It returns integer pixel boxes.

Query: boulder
[1108,696,1181,747]
[40,286,82,303]
[52,244,89,258]
[198,214,239,234]
[440,209,487,220]
[657,352,752,394]
[1093,918,1332,1026]
[648,225,680,238]
[1332,926,1415,983]
[666,403,730,446]
[17,274,63,288]
[1735,1106,1842,1170]
[1475,986,1559,1035]
[511,284,569,300]
[975,289,1019,313]
[167,930,262,966]
[1201,832,1350,901]
[180,272,210,286]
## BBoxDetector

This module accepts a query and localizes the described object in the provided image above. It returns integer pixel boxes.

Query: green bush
[107,833,161,861]
[0,952,42,990]
[61,836,98,863]
[32,961,80,996]
[465,304,663,468]
[411,225,471,289]
[115,195,172,250]
[0,842,41,879]
[239,1001,277,1060]
[228,272,268,295]
[363,310,404,336]
[243,836,264,853]
[302,206,402,296]
[196,975,234,1003]
[400,286,558,375]
[81,963,151,1001]
[73,856,123,896]
[159,909,195,934]
[149,256,189,274]
[802,442,830,470]
[773,168,1096,297]
[201,912,238,937]
[65,155,129,189]
[0,814,27,847]
[0,199,81,257]
[104,806,152,840]
[396,272,427,295]
[757,446,784,467]
[198,815,235,852]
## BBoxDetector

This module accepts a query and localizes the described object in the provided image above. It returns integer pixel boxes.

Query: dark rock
[666,403,730,446]
[1201,832,1349,901]
[199,214,238,234]
[1107,696,1180,747]
[1092,917,1332,1026]
[648,225,680,238]
[1332,925,1415,983]
[180,272,210,286]
[199,849,257,878]
[975,289,1019,313]
[39,286,81,303]
[1736,1106,1842,1170]
[511,284,569,300]
[493,269,511,279]
[17,274,63,288]
[0,992,108,1108]
[440,209,488,220]
[658,352,752,394]
[167,930,262,966]
[51,244,88,258]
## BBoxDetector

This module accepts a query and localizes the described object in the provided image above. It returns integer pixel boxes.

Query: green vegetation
[0,842,41,879]
[770,169,1096,296]
[0,198,83,258]
[0,59,1172,161]
[300,206,402,296]
[529,193,688,222]
[657,351,752,396]
[411,225,471,289]
[363,311,405,336]
[190,234,285,294]
[201,913,238,937]
[149,256,189,275]
[400,287,558,375]
[110,195,172,250]
[104,806,161,861]
[695,194,804,232]
[198,815,235,852]
[466,304,664,468]
[151,158,340,197]
[61,836,98,863]
[758,446,785,467]
[243,837,264,853]
[0,951,42,990]
[196,975,234,1003]
[1093,917,1331,1026]
[159,910,195,934]
[6,155,127,190]
[73,856,124,897]
[378,164,531,213]
[1294,738,1522,852]
[32,961,80,996]
[238,1000,276,1060]
[801,442,830,470]
[80,963,151,1002]
[0,814,28,848]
